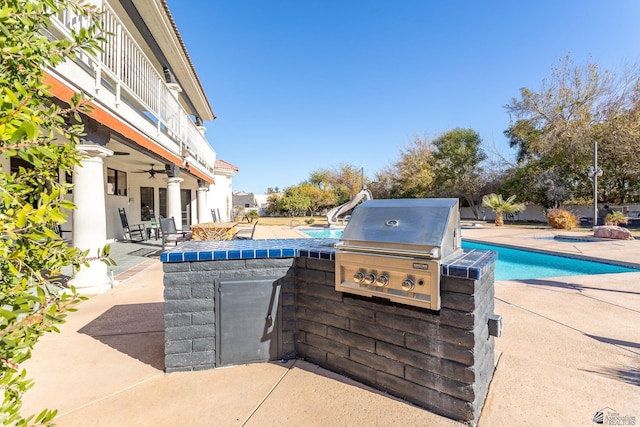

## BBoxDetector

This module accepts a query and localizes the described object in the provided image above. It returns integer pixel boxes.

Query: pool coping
[464,237,640,270]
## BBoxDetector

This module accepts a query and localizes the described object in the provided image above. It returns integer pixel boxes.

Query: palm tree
[482,193,526,226]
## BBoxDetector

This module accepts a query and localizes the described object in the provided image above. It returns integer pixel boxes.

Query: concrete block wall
[163,255,496,424]
[294,257,496,425]
[163,258,295,372]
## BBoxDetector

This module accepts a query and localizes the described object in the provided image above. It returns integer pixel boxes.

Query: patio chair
[118,208,146,242]
[159,217,192,250]
[233,220,258,240]
[210,208,223,223]
[53,224,72,243]
[147,210,160,240]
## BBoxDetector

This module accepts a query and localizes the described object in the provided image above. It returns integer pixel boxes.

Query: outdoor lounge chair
[159,217,192,250]
[118,208,146,242]
[210,208,222,222]
[233,220,258,240]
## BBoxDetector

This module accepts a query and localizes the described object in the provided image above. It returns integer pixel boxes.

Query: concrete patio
[21,225,640,426]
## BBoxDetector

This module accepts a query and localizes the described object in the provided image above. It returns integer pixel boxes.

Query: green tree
[279,186,311,216]
[499,159,572,210]
[296,182,336,216]
[369,166,397,199]
[503,119,540,164]
[264,193,279,215]
[306,164,368,207]
[331,183,352,206]
[0,1,108,424]
[308,169,331,190]
[432,128,487,218]
[329,164,366,199]
[389,135,436,198]
[505,55,640,204]
[481,194,526,226]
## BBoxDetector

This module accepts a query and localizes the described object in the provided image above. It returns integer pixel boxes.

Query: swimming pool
[301,227,345,239]
[300,228,639,280]
[463,241,638,281]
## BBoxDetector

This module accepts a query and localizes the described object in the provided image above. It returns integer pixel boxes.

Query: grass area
[237,216,330,227]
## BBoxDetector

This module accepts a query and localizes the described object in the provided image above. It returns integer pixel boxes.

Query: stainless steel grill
[334,198,462,310]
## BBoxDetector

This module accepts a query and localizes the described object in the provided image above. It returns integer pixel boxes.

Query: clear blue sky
[165,1,640,194]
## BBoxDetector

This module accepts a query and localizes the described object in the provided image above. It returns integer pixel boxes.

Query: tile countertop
[160,238,497,281]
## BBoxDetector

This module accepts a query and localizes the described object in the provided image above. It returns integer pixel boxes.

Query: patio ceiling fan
[132,164,168,179]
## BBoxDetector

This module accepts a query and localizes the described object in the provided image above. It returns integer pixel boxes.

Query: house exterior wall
[209,174,234,222]
[4,0,236,291]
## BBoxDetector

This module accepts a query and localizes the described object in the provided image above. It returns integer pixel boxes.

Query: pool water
[300,228,639,280]
[301,228,345,239]
[463,241,638,281]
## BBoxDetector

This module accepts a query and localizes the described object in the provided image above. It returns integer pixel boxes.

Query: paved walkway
[21,225,640,426]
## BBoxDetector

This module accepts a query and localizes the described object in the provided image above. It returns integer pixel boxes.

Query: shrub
[0,1,109,424]
[305,218,315,225]
[481,193,525,227]
[546,209,579,230]
[605,211,628,226]
[246,209,259,222]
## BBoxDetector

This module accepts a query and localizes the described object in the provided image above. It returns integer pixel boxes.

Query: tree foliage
[498,159,572,210]
[505,55,640,205]
[0,1,108,424]
[381,135,436,199]
[296,183,335,216]
[432,128,487,218]
[368,131,488,217]
[329,164,365,200]
[266,186,311,216]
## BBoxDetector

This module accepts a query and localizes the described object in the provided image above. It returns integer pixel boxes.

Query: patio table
[190,222,237,240]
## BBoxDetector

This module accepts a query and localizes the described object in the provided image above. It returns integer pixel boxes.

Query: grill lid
[338,198,461,259]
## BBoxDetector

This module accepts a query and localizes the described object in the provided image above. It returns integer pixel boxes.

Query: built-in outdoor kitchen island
[161,199,500,426]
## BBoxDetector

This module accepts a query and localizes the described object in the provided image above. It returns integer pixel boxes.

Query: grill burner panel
[334,198,461,310]
[335,251,440,309]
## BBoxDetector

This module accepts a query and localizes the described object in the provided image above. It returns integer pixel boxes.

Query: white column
[196,184,209,224]
[166,177,183,229]
[68,144,113,294]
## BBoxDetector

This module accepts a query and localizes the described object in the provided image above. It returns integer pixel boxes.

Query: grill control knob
[353,271,365,283]
[376,275,389,286]
[363,273,376,285]
[401,278,415,291]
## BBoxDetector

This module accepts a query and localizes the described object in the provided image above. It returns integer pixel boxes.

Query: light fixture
[162,67,178,84]
[587,141,603,227]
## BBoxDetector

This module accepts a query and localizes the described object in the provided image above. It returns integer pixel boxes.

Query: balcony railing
[53,2,216,174]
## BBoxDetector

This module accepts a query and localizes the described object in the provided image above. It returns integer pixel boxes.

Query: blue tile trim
[199,251,213,261]
[183,251,198,262]
[256,249,268,258]
[442,249,498,281]
[161,239,497,280]
[241,249,256,259]
[167,252,183,262]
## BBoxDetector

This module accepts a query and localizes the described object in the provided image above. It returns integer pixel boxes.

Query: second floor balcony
[48,0,217,177]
